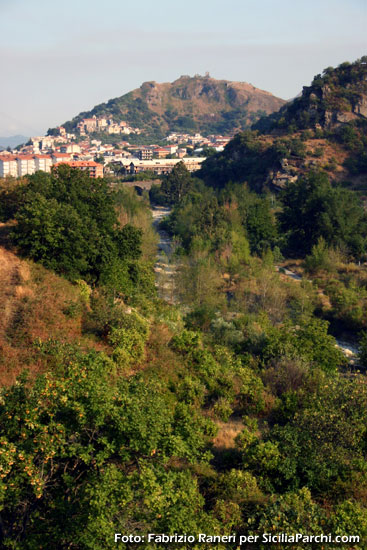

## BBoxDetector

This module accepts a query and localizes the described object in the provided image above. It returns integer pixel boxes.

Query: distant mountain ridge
[0,135,28,150]
[55,75,286,139]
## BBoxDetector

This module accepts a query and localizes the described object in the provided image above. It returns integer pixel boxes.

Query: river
[151,215,360,362]
[151,206,177,304]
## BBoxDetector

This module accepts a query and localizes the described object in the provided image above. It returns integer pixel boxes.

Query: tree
[279,171,366,257]
[11,166,142,282]
[0,344,217,549]
[159,162,194,204]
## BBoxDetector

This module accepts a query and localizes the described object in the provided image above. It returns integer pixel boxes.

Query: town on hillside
[0,115,233,179]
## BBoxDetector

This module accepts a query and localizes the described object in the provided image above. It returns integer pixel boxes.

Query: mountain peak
[57,75,286,139]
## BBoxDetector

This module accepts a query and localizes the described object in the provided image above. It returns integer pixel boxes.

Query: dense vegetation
[1,163,366,548]
[0,167,156,304]
[1,58,367,550]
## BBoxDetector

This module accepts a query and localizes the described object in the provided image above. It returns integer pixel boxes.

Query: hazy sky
[0,0,366,136]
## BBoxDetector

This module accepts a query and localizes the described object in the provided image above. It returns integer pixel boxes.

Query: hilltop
[200,57,367,192]
[54,74,285,139]
[254,56,367,133]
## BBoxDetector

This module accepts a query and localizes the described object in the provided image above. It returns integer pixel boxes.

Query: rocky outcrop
[253,59,367,134]
[354,96,367,117]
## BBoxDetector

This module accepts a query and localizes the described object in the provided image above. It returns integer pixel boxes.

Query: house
[60,143,81,154]
[53,160,103,178]
[52,152,72,163]
[153,147,170,159]
[177,148,187,158]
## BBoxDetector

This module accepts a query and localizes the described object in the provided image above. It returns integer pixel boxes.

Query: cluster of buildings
[0,122,233,179]
[165,132,231,149]
[0,153,103,179]
[75,116,140,136]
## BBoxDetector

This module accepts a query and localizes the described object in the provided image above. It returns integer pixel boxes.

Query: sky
[0,0,366,137]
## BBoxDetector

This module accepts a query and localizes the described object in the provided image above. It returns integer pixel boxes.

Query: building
[60,143,81,154]
[17,155,36,177]
[52,152,72,163]
[137,148,153,160]
[0,155,18,177]
[83,117,97,133]
[120,157,206,176]
[39,136,57,151]
[31,137,42,153]
[188,133,205,145]
[77,121,86,135]
[97,118,108,131]
[33,154,53,173]
[153,147,170,159]
[53,161,104,178]
[107,123,121,135]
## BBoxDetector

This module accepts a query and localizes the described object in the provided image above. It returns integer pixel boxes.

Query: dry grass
[212,418,244,451]
[0,245,107,386]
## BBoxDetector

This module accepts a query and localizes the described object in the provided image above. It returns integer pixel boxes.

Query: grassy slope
[0,242,107,386]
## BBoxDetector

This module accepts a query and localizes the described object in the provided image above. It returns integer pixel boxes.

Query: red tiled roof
[0,155,17,161]
[54,161,100,167]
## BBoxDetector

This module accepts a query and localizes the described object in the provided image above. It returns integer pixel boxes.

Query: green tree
[159,162,195,204]
[0,344,217,549]
[11,166,143,283]
[279,171,366,257]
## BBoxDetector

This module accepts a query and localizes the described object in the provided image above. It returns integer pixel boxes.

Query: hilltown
[0,117,232,178]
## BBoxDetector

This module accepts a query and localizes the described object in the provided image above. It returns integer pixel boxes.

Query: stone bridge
[120,179,162,193]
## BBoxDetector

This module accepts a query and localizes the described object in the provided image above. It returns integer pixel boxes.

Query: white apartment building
[0,155,18,177]
[17,155,36,177]
[34,154,53,173]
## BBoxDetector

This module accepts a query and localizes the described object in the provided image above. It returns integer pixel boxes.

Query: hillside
[3,86,367,548]
[200,57,367,192]
[0,237,107,386]
[254,56,367,133]
[56,74,286,138]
